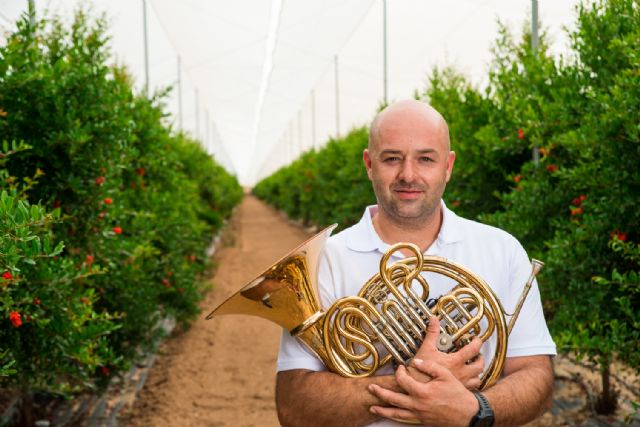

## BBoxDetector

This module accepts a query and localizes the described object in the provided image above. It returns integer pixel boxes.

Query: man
[276,100,556,426]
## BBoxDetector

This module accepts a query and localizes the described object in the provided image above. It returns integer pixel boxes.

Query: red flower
[513,175,522,183]
[112,226,122,235]
[101,366,110,376]
[95,176,106,185]
[86,254,94,264]
[570,207,583,216]
[546,164,558,173]
[136,167,146,177]
[572,195,587,206]
[161,278,171,288]
[103,197,113,205]
[33,297,41,306]
[9,311,22,328]
[2,271,12,280]
[517,128,525,140]
[610,231,628,242]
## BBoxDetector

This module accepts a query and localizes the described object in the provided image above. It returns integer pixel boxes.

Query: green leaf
[51,241,65,256]
[30,204,41,221]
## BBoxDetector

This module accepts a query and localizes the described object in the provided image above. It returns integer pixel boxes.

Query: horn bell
[206,224,338,368]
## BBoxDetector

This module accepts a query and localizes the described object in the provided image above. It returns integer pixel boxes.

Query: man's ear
[363,149,373,180]
[445,151,456,183]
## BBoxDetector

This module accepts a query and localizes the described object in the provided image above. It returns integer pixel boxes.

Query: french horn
[206,224,543,391]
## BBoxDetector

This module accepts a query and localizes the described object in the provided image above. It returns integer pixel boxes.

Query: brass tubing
[507,259,544,335]
[382,303,420,354]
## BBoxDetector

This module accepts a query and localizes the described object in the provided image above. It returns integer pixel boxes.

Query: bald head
[368,100,450,154]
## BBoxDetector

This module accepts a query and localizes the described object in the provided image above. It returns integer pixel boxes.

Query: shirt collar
[345,201,464,253]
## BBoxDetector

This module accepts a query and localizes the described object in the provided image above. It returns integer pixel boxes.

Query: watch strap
[469,391,494,427]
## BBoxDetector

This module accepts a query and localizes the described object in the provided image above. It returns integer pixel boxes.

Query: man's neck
[371,206,443,254]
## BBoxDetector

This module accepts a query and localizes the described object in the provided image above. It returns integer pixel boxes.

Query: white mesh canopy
[0,0,581,184]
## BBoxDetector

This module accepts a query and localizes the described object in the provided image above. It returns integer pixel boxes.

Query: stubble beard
[374,180,444,230]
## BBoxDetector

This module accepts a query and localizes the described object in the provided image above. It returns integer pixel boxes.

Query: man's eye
[382,157,401,163]
[419,156,434,163]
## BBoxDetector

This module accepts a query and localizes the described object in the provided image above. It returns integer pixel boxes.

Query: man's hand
[368,358,478,426]
[409,316,484,390]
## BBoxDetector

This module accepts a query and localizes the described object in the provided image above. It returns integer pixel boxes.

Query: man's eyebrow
[379,149,403,155]
[377,148,438,156]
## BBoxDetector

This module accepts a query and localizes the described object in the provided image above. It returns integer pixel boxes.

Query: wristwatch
[469,391,495,427]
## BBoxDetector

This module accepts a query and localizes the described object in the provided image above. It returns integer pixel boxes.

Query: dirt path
[119,195,311,427]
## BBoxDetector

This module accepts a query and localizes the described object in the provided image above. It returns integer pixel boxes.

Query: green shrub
[254,127,374,230]
[0,5,242,411]
[0,188,117,393]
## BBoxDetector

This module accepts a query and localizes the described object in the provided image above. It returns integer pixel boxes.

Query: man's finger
[370,405,416,422]
[425,316,441,343]
[406,362,433,383]
[368,383,414,410]
[409,358,453,381]
[466,353,484,373]
[465,376,482,390]
[395,361,454,397]
[395,364,423,396]
[456,336,482,362]
[417,316,440,353]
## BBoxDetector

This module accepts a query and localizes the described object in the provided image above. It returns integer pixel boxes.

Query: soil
[117,195,640,427]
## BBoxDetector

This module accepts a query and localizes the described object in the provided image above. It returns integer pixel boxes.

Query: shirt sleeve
[276,329,327,372]
[275,246,334,372]
[504,240,557,357]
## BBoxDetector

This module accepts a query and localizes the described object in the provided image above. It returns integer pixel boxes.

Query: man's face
[363,111,455,228]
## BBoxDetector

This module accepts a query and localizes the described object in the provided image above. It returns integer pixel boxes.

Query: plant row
[0,6,242,407]
[254,0,639,413]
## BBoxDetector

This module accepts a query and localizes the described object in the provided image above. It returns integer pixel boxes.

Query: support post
[531,0,540,166]
[334,55,340,138]
[195,89,200,140]
[311,90,316,149]
[142,0,150,96]
[177,55,183,131]
[383,0,388,105]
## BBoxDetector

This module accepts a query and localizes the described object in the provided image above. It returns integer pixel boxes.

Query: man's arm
[483,355,554,426]
[369,354,554,426]
[276,369,398,427]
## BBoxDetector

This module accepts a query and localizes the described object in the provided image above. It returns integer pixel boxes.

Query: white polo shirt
[277,203,556,425]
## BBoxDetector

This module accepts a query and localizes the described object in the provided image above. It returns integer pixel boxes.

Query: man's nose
[398,159,416,182]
